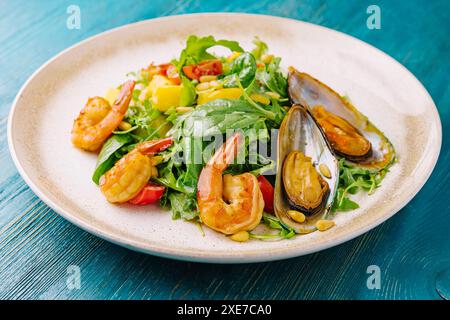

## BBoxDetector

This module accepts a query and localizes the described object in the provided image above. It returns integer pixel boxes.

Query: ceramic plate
[8,13,441,263]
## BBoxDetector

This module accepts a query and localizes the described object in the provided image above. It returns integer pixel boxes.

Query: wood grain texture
[0,0,449,300]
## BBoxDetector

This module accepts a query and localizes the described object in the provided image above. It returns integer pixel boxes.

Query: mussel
[288,68,395,170]
[283,151,330,215]
[311,106,372,161]
[274,105,339,233]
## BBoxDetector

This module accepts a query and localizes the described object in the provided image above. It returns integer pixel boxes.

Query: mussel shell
[274,105,339,233]
[288,68,395,170]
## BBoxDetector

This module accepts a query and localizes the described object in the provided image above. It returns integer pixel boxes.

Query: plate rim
[7,12,443,263]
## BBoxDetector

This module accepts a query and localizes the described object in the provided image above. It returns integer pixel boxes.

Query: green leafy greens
[256,57,288,97]
[162,191,198,221]
[176,35,244,69]
[92,134,132,184]
[251,37,268,60]
[332,159,389,212]
[249,213,296,240]
[223,52,257,88]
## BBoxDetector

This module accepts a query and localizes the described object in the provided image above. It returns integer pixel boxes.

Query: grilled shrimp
[197,133,264,235]
[72,80,135,151]
[99,137,173,203]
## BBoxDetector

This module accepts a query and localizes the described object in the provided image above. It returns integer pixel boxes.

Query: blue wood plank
[0,0,449,300]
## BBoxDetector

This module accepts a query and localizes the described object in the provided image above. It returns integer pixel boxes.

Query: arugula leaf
[154,156,190,194]
[126,103,172,140]
[164,107,179,124]
[92,134,132,184]
[332,159,389,212]
[179,76,197,107]
[177,35,243,69]
[223,52,257,88]
[332,187,360,212]
[250,213,296,240]
[238,80,285,124]
[167,192,199,221]
[257,57,288,97]
[251,37,268,60]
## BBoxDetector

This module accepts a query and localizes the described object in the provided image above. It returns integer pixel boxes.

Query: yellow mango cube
[197,88,243,105]
[148,75,172,96]
[152,85,183,111]
[104,87,120,105]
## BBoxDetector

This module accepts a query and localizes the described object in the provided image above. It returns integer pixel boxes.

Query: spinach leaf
[169,98,271,138]
[176,136,203,193]
[177,35,243,68]
[179,76,197,107]
[92,134,132,184]
[223,52,257,88]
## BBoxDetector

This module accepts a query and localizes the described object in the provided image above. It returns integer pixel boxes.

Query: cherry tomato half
[128,183,165,206]
[182,59,223,80]
[257,176,274,213]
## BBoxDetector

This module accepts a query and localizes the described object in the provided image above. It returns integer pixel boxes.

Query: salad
[71,35,395,242]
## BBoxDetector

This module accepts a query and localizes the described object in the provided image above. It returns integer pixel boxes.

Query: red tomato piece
[182,65,201,80]
[257,176,274,213]
[182,59,223,80]
[197,59,223,75]
[128,183,165,206]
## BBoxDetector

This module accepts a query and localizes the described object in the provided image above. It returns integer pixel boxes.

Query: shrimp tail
[113,80,135,114]
[207,132,243,171]
[198,132,243,201]
[136,137,174,156]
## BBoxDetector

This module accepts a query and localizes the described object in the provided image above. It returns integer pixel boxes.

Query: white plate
[8,13,441,263]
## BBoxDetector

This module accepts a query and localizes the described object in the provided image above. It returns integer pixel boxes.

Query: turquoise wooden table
[0,0,449,300]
